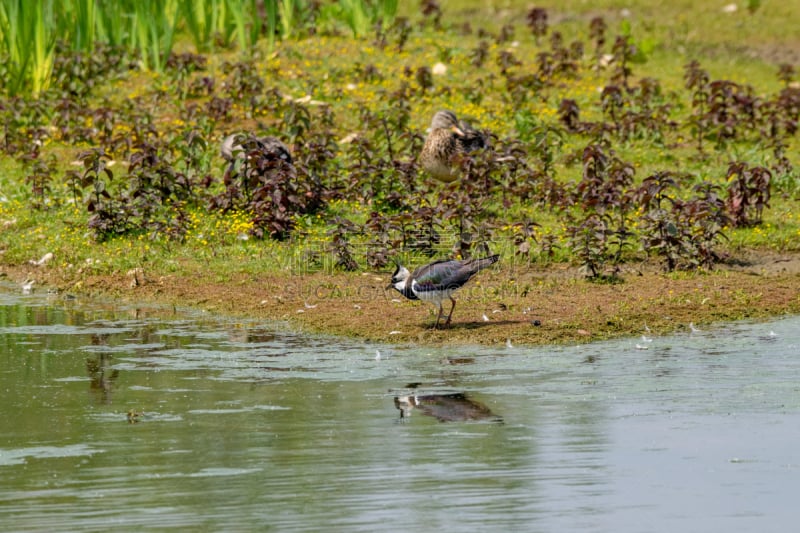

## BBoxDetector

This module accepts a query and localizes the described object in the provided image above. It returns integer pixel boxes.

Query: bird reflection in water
[86,334,118,404]
[86,353,119,404]
[394,392,502,423]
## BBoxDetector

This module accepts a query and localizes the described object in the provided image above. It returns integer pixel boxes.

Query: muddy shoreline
[3,250,800,346]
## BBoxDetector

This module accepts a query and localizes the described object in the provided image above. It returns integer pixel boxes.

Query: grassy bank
[1,1,799,344]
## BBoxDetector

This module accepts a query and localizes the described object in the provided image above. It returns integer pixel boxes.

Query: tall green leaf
[71,0,96,51]
[95,0,136,49]
[132,0,178,71]
[0,0,56,97]
[228,0,261,53]
[181,0,232,52]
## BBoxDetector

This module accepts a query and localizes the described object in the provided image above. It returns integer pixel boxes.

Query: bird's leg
[444,297,456,327]
[433,303,443,329]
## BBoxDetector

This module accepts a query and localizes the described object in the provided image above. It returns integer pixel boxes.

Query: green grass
[1,0,799,279]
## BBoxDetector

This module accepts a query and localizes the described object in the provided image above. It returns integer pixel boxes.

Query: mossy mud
[3,249,800,346]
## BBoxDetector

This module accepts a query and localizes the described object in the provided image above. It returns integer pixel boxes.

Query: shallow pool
[1,287,798,531]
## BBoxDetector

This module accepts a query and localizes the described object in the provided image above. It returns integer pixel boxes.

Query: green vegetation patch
[1,0,799,290]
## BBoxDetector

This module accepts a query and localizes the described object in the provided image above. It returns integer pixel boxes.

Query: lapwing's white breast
[411,281,456,303]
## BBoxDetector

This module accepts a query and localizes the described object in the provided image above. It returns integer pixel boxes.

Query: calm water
[1,286,799,532]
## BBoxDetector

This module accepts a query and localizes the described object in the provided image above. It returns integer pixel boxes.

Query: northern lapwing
[389,254,500,328]
[419,110,489,183]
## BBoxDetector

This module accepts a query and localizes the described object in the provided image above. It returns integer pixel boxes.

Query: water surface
[1,287,798,531]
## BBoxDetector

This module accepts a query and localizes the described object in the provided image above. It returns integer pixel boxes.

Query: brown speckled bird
[419,110,488,182]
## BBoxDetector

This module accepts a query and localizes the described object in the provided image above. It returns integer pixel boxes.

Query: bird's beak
[450,125,465,137]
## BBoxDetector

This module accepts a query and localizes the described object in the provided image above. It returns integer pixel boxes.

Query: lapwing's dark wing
[411,259,467,292]
[412,255,499,293]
